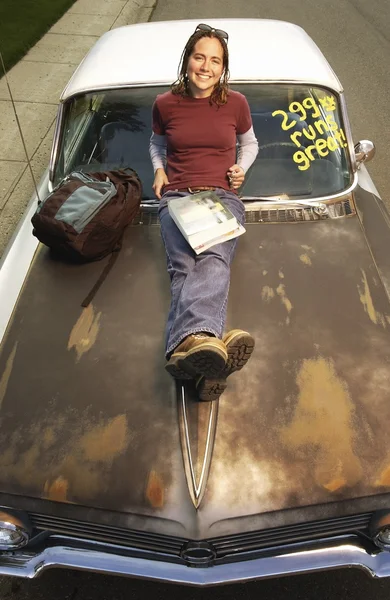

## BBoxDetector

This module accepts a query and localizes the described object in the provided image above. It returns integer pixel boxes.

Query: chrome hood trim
[241,172,358,204]
[178,386,219,508]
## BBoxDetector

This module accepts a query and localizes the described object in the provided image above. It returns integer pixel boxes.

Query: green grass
[0,0,77,72]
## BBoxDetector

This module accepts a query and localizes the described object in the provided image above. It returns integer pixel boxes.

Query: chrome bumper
[0,539,389,585]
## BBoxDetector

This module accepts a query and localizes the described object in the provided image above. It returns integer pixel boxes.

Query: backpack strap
[81,241,122,308]
[80,168,142,307]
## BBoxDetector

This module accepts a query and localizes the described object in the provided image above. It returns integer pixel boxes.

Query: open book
[168,191,246,254]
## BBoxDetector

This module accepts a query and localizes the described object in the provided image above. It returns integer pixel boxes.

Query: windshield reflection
[53,84,352,200]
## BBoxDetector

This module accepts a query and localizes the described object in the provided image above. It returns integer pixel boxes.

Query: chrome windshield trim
[333,90,355,184]
[339,92,358,173]
[61,80,344,102]
[61,82,173,102]
[241,172,358,204]
[0,538,388,585]
[49,103,64,186]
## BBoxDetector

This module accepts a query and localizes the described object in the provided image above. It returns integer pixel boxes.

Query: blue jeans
[158,188,245,357]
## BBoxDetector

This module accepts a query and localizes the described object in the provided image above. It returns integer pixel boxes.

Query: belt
[176,186,216,194]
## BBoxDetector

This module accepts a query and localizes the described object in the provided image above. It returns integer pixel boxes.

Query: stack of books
[168,191,245,254]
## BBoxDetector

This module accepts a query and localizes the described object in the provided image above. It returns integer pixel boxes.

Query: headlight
[0,511,30,550]
[369,511,390,551]
[374,527,390,550]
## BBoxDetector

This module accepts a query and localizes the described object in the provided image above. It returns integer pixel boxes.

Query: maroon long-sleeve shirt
[152,90,252,191]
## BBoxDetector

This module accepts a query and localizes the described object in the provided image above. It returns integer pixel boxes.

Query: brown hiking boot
[165,333,227,379]
[196,330,255,401]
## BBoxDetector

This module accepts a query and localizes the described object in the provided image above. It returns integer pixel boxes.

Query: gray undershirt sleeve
[149,132,167,172]
[150,128,258,175]
[237,126,259,173]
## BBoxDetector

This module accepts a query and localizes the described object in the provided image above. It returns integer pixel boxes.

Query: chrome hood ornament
[177,383,219,508]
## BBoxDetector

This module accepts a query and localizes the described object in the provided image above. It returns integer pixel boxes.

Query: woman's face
[186,37,224,98]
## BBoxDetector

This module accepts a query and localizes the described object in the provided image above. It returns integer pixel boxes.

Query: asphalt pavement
[1,0,390,598]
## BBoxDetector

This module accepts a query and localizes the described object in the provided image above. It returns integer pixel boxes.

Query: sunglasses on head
[194,23,229,42]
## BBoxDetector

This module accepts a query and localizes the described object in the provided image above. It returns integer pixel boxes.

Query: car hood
[1,205,390,539]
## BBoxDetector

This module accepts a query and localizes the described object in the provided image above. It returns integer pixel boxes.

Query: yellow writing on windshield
[272,95,348,171]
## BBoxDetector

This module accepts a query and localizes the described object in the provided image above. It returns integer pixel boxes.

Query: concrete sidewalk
[0,0,155,257]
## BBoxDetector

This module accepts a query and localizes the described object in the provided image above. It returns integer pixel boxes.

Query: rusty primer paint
[44,476,69,502]
[375,464,390,487]
[68,304,102,361]
[323,476,347,492]
[0,342,18,409]
[300,245,315,265]
[146,470,165,508]
[299,253,312,266]
[78,414,129,462]
[281,357,363,492]
[358,269,377,324]
[261,286,275,302]
[358,269,386,328]
[42,427,55,448]
[0,412,131,502]
[276,284,293,314]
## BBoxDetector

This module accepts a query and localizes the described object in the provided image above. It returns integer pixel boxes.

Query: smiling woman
[0,0,77,71]
[186,37,224,99]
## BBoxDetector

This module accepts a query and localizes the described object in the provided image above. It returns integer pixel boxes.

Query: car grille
[245,199,353,223]
[131,199,353,227]
[131,210,160,226]
[209,512,372,558]
[28,511,372,562]
[29,513,185,557]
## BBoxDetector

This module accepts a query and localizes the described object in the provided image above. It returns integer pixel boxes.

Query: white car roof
[61,19,343,101]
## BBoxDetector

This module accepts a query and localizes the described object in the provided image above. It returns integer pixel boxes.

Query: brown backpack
[31,168,142,263]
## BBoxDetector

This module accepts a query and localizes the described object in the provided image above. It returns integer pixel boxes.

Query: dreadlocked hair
[171,30,230,106]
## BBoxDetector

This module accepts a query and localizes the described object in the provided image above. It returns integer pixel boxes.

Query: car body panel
[60,20,342,102]
[1,202,390,539]
[354,180,390,298]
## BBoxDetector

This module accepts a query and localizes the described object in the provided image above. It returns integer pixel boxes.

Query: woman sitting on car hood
[149,23,259,401]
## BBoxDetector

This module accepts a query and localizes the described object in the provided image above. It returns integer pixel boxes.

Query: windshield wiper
[242,197,329,215]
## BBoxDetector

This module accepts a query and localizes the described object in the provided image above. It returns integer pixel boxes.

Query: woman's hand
[227,164,245,190]
[152,168,170,199]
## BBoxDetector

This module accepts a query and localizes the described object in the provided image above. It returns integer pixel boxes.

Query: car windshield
[53,84,352,200]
